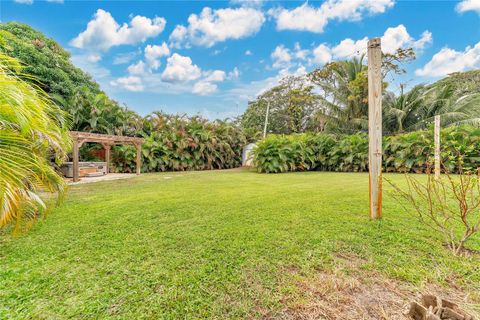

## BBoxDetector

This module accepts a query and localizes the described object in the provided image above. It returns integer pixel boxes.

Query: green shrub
[328,134,368,172]
[384,131,432,173]
[254,126,480,174]
[138,115,246,172]
[308,134,337,171]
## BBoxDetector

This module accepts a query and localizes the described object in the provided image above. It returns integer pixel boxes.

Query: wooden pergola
[70,131,145,182]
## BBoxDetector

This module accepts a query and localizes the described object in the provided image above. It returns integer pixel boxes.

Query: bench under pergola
[70,131,145,182]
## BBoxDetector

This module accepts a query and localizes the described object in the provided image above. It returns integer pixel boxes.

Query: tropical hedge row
[98,114,247,173]
[253,126,480,173]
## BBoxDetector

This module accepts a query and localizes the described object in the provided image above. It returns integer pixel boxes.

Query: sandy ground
[66,173,136,185]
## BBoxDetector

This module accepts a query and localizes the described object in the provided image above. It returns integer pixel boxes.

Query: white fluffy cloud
[87,54,101,63]
[381,25,432,54]
[272,24,431,71]
[144,43,170,70]
[127,61,146,75]
[225,66,307,103]
[228,67,240,79]
[110,76,144,92]
[71,9,166,51]
[71,54,110,79]
[311,44,332,65]
[271,43,311,69]
[192,69,231,95]
[330,38,368,58]
[329,24,431,59]
[456,0,480,14]
[169,7,265,48]
[161,53,202,82]
[113,51,138,65]
[271,45,292,69]
[415,42,480,77]
[192,81,218,95]
[204,70,226,82]
[114,52,235,96]
[126,43,169,75]
[320,24,430,63]
[270,0,394,33]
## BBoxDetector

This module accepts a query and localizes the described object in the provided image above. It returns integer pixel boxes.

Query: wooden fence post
[434,115,441,179]
[135,144,142,175]
[368,38,383,220]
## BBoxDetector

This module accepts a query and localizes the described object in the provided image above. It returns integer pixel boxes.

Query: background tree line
[240,50,480,139]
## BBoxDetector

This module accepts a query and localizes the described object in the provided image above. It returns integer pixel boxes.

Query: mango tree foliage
[432,70,480,97]
[240,76,320,137]
[0,22,99,102]
[0,22,138,135]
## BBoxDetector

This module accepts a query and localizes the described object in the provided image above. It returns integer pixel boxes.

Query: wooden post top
[368,38,381,48]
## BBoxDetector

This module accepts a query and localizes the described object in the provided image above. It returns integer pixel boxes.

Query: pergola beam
[70,131,144,145]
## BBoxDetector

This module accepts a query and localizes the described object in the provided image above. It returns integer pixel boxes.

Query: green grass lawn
[1,169,479,319]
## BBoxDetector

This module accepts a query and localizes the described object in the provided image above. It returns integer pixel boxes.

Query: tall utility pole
[434,115,441,179]
[367,38,383,220]
[263,101,270,139]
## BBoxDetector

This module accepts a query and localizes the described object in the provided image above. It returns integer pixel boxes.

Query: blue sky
[1,0,480,119]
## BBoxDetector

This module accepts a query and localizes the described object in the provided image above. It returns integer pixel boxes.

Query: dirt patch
[442,244,480,257]
[273,258,479,320]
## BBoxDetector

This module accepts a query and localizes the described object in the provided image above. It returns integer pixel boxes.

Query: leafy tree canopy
[240,76,320,138]
[241,48,480,137]
[0,22,100,100]
[429,70,480,97]
[0,22,142,134]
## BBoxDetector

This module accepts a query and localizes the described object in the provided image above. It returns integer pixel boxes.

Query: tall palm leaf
[314,56,369,133]
[409,84,480,131]
[0,53,71,232]
[383,84,426,134]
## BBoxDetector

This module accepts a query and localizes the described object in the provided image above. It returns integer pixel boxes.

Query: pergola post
[72,139,80,182]
[135,144,142,175]
[367,38,383,220]
[102,143,112,174]
[72,139,84,182]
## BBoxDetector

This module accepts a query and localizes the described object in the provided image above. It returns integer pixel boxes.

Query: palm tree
[0,54,71,232]
[383,84,426,134]
[311,56,370,133]
[384,83,480,134]
[419,84,480,129]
